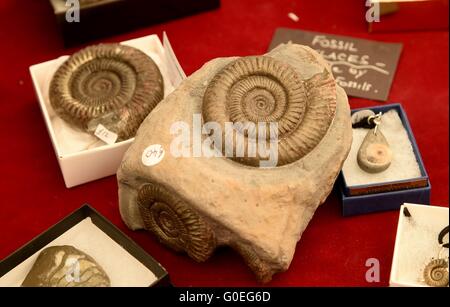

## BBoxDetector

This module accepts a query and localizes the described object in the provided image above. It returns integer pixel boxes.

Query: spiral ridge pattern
[424,259,449,287]
[49,43,164,141]
[202,56,336,166]
[137,183,216,262]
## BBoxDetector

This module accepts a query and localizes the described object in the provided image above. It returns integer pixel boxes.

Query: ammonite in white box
[49,43,164,141]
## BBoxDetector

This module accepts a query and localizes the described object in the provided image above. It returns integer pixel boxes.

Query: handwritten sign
[142,144,165,167]
[269,28,402,101]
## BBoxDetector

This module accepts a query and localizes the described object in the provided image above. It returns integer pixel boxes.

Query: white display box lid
[390,203,449,287]
[29,33,186,188]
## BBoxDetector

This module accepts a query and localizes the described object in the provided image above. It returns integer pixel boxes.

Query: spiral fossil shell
[49,43,164,141]
[423,258,449,287]
[357,129,392,173]
[22,245,110,287]
[137,183,216,262]
[202,56,336,166]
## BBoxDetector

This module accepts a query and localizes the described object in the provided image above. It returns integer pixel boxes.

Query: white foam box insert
[29,33,186,188]
[0,217,157,287]
[390,203,449,287]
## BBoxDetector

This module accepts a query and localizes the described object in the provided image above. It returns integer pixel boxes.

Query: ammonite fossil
[22,245,110,287]
[118,44,353,283]
[202,56,336,167]
[49,43,164,141]
[137,183,216,262]
[423,258,449,287]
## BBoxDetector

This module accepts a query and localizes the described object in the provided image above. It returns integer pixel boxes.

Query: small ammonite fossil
[202,56,336,167]
[137,182,216,262]
[49,43,164,141]
[22,245,110,287]
[423,258,449,287]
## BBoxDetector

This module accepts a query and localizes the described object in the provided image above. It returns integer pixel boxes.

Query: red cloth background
[0,0,448,286]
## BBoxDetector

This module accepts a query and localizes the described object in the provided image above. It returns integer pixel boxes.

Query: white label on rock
[95,124,118,145]
[142,144,165,166]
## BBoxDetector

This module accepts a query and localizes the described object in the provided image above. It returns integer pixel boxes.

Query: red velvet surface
[0,0,448,287]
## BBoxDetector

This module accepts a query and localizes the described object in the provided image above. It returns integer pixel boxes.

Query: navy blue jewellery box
[338,103,431,216]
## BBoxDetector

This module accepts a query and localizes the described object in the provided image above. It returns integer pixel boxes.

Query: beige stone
[117,43,352,282]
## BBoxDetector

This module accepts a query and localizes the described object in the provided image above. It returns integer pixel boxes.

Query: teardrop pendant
[357,128,392,173]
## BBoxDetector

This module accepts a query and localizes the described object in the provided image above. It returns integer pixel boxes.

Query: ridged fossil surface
[137,183,216,262]
[203,56,336,166]
[118,43,352,283]
[79,0,104,6]
[22,245,110,287]
[423,259,449,287]
[49,43,164,141]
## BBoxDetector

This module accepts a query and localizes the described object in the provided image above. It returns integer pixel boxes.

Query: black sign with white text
[269,28,403,101]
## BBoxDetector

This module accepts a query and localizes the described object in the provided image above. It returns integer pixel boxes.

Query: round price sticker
[142,144,165,166]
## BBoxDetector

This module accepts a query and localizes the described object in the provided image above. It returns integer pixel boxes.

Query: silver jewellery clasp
[368,112,382,135]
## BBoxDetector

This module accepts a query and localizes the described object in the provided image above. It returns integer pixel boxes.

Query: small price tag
[142,144,165,166]
[95,124,118,145]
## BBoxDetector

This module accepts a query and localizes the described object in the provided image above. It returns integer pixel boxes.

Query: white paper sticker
[142,144,165,167]
[94,124,118,145]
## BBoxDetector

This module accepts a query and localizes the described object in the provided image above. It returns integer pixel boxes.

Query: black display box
[49,0,221,46]
[0,204,170,287]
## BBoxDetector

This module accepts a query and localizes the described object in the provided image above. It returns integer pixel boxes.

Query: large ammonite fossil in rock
[49,43,164,141]
[117,43,352,282]
[202,56,336,166]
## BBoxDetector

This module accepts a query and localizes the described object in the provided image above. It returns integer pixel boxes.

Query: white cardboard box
[30,33,186,188]
[390,203,449,287]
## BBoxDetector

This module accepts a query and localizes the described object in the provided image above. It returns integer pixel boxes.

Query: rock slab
[118,43,352,282]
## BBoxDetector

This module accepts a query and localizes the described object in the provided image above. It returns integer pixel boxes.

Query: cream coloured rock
[117,43,352,282]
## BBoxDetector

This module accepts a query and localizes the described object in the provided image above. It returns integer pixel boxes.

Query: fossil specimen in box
[118,43,352,282]
[22,245,110,287]
[202,56,336,167]
[49,43,164,141]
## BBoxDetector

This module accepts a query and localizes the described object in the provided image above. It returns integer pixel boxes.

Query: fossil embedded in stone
[202,56,336,167]
[357,129,392,173]
[423,258,449,287]
[118,44,352,283]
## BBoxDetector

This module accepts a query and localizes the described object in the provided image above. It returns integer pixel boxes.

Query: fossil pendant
[357,129,392,173]
[423,258,449,287]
